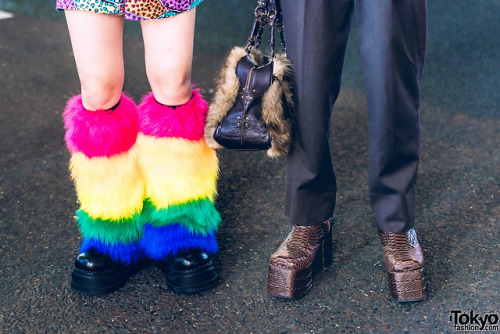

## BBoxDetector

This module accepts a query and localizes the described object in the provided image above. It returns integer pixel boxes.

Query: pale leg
[137,9,219,294]
[65,11,125,110]
[140,9,196,105]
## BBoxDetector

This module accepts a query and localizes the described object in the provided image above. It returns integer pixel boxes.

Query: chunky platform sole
[71,266,130,296]
[164,262,218,294]
[388,268,426,302]
[268,233,332,300]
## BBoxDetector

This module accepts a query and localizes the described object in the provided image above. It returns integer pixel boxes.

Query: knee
[147,68,192,106]
[80,74,124,111]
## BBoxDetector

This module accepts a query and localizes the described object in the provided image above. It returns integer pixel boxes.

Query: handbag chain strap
[245,0,286,56]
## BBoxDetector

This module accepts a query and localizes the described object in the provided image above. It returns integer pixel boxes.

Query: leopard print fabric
[56,0,204,20]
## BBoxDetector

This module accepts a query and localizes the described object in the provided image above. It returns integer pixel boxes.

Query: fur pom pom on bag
[204,46,294,158]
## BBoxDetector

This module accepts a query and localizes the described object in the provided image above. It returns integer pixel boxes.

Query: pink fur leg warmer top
[63,94,138,158]
[138,89,208,141]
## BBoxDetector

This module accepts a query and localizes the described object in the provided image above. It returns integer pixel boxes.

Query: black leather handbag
[204,0,294,158]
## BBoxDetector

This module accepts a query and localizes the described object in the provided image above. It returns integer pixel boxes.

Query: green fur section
[76,209,143,244]
[141,198,221,235]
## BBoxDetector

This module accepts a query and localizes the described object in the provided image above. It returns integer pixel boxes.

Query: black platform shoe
[71,248,131,295]
[156,248,217,294]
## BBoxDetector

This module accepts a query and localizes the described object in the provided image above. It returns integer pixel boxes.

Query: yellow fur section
[70,148,145,221]
[137,134,218,209]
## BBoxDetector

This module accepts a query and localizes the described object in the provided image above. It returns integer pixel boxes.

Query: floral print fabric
[56,0,204,20]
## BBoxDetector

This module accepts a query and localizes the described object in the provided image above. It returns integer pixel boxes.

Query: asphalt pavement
[0,0,499,333]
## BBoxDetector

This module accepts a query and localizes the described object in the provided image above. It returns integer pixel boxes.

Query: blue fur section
[80,238,144,266]
[140,223,218,261]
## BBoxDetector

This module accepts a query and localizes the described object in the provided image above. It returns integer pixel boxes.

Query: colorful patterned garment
[56,0,204,20]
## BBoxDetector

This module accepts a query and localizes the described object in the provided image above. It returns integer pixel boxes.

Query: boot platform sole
[166,263,218,294]
[71,267,130,296]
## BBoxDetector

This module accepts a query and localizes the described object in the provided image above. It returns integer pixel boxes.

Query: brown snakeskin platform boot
[379,228,426,302]
[267,219,332,299]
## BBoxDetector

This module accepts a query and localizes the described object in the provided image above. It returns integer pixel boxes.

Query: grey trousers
[281,0,427,232]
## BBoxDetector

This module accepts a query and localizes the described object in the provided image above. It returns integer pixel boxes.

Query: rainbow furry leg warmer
[64,94,145,265]
[136,90,221,260]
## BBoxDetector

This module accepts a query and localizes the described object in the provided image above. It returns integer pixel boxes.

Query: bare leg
[140,9,196,106]
[65,11,125,110]
[63,11,143,296]
[137,9,219,294]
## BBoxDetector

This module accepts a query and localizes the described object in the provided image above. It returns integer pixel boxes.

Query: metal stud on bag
[204,0,294,158]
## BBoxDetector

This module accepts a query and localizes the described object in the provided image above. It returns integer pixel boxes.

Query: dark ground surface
[0,1,499,333]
